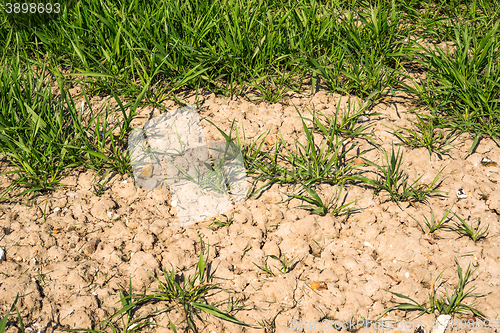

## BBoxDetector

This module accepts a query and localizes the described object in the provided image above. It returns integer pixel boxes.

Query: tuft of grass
[354,145,446,207]
[410,203,455,234]
[401,21,500,156]
[389,114,456,158]
[377,259,487,320]
[253,253,297,276]
[310,97,380,144]
[284,183,360,216]
[0,294,25,333]
[267,254,297,275]
[135,237,251,332]
[209,213,236,229]
[253,257,276,277]
[206,108,363,203]
[0,58,137,200]
[66,238,251,333]
[65,278,163,333]
[450,213,489,242]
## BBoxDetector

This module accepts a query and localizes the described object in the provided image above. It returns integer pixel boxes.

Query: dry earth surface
[1,83,500,333]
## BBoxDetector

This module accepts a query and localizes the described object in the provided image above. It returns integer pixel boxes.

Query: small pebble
[0,247,5,261]
[171,200,178,207]
[357,115,370,123]
[457,188,467,199]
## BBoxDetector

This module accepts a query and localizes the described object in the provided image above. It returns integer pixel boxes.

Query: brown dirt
[1,86,500,333]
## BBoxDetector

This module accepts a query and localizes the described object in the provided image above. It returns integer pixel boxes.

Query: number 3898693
[4,3,60,14]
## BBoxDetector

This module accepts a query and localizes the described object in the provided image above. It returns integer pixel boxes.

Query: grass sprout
[450,213,489,242]
[410,203,455,234]
[390,114,456,158]
[0,294,24,333]
[354,145,446,207]
[377,259,487,320]
[267,254,297,275]
[284,183,360,216]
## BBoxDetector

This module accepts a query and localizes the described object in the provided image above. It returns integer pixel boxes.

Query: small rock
[481,157,498,167]
[357,116,370,123]
[0,247,5,261]
[309,281,328,290]
[139,164,154,179]
[83,238,101,256]
[432,315,451,333]
[457,188,467,199]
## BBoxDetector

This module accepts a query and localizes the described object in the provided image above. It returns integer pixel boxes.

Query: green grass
[353,145,446,207]
[206,103,368,202]
[63,238,251,333]
[450,213,489,242]
[410,203,455,233]
[0,294,25,333]
[0,0,499,201]
[253,253,297,276]
[377,259,487,320]
[1,0,500,329]
[284,183,360,216]
[401,21,500,156]
[389,114,457,158]
[0,57,140,200]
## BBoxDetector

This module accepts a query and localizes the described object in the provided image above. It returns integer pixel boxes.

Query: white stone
[432,315,451,333]
[0,247,5,261]
[357,116,370,123]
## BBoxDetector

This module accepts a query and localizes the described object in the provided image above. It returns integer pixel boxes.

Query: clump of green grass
[306,0,409,101]
[206,105,364,202]
[389,114,456,158]
[67,238,250,333]
[65,278,162,333]
[410,203,455,234]
[401,21,500,156]
[354,145,446,207]
[377,259,487,320]
[253,253,297,276]
[136,238,251,332]
[450,213,489,242]
[310,97,380,144]
[0,58,139,200]
[284,183,359,216]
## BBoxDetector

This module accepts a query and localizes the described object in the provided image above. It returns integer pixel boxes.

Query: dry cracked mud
[1,86,500,333]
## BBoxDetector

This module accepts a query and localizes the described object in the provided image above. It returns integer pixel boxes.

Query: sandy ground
[1,83,500,333]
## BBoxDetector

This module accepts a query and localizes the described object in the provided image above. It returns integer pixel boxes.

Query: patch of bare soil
[1,86,500,333]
